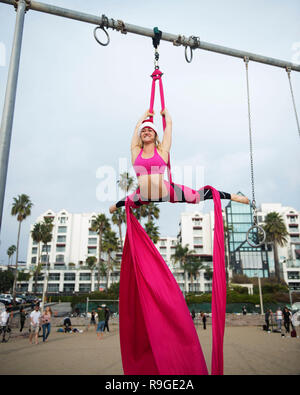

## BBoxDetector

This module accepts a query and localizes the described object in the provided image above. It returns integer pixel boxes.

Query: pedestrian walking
[200,312,207,330]
[96,306,105,339]
[29,304,41,345]
[283,307,292,334]
[103,306,110,332]
[19,306,27,332]
[265,309,272,332]
[41,306,52,342]
[276,307,283,331]
[88,310,97,331]
[0,307,10,343]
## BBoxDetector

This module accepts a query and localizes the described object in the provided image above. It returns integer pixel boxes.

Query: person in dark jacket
[103,306,110,332]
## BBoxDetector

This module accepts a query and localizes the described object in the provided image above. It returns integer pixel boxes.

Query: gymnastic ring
[246,225,266,248]
[94,26,110,46]
[185,46,193,63]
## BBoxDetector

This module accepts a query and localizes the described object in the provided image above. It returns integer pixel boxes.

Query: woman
[41,306,52,342]
[109,108,249,213]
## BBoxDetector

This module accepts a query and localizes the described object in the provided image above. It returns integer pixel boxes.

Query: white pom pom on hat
[138,119,158,136]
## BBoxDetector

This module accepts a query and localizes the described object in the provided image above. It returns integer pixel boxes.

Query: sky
[0,0,299,265]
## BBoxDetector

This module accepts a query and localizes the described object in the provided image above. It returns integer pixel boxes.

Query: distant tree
[6,245,16,266]
[263,212,288,283]
[11,194,33,303]
[0,270,14,293]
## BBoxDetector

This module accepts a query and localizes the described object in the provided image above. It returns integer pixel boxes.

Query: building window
[56,245,66,253]
[47,284,59,292]
[58,226,67,234]
[56,254,64,263]
[193,228,202,236]
[193,237,203,245]
[41,255,49,263]
[48,273,60,281]
[32,247,37,255]
[63,283,75,293]
[31,257,37,264]
[79,273,91,281]
[88,238,97,245]
[57,235,66,243]
[79,284,91,292]
[288,272,300,280]
[88,246,97,254]
[64,273,75,281]
[58,217,67,224]
[89,230,97,236]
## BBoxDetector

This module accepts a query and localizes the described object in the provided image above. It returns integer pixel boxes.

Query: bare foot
[109,204,117,214]
[231,194,250,205]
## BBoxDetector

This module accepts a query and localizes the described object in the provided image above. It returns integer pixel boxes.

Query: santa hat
[138,119,158,136]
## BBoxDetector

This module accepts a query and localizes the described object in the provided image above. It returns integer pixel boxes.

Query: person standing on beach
[200,312,207,330]
[29,305,41,345]
[103,306,110,332]
[41,306,52,342]
[276,307,283,331]
[96,306,105,339]
[88,310,97,331]
[19,306,27,332]
[283,307,292,334]
[265,309,272,332]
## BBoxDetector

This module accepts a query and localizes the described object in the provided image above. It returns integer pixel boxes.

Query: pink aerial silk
[119,69,226,375]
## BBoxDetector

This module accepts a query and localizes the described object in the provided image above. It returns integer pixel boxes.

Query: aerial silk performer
[109,68,249,375]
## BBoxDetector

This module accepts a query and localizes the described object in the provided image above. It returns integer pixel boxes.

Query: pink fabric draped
[119,185,226,375]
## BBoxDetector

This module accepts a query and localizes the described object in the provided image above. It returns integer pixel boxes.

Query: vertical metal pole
[258,275,264,315]
[0,0,26,232]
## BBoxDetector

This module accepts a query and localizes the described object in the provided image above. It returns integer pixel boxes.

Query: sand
[0,323,299,375]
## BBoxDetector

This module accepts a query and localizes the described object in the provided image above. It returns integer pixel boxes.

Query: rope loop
[94,14,110,46]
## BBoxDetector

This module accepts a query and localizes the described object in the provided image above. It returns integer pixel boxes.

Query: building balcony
[286,260,300,269]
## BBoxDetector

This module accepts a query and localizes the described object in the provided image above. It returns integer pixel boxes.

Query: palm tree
[102,229,119,290]
[91,214,111,288]
[40,217,54,304]
[11,194,33,303]
[6,245,16,266]
[184,255,205,293]
[171,243,196,295]
[117,172,135,196]
[144,202,160,224]
[111,208,126,251]
[263,212,288,283]
[144,220,160,244]
[31,222,43,294]
[86,256,97,290]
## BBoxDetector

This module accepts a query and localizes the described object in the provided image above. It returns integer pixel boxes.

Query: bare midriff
[137,174,169,201]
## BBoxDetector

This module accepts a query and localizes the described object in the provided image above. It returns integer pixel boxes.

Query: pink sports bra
[133,147,168,177]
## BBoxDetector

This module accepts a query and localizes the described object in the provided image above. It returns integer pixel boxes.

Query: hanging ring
[185,46,193,63]
[94,26,110,46]
[246,225,266,248]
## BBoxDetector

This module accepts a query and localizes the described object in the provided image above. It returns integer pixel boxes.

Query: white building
[257,203,300,290]
[20,209,121,294]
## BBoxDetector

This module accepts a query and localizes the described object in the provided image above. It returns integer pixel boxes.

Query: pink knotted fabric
[119,185,226,375]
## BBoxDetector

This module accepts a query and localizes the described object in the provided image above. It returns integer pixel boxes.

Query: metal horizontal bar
[1,0,300,72]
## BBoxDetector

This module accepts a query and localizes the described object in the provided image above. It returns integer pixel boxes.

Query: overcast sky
[0,0,299,265]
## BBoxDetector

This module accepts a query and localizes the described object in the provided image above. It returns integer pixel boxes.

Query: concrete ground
[0,322,299,375]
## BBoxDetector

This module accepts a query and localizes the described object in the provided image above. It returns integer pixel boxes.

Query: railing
[286,260,300,269]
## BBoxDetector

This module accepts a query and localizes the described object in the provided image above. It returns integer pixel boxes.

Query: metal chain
[286,67,300,139]
[244,57,257,222]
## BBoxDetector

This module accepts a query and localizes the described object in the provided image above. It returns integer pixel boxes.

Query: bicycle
[0,325,12,343]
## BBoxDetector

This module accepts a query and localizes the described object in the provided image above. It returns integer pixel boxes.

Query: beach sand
[0,324,299,375]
